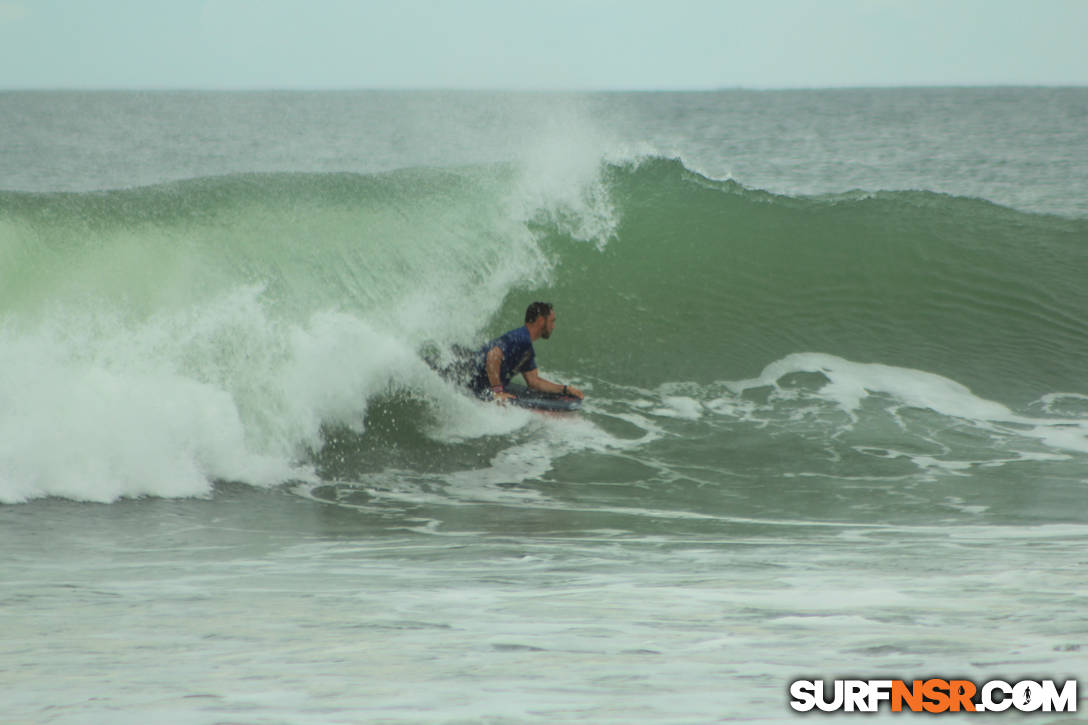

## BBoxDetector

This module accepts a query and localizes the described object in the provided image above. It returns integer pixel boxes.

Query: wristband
[492,385,504,394]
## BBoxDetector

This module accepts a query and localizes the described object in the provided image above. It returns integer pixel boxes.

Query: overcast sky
[1,0,1085,90]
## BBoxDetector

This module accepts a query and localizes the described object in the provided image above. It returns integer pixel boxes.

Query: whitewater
[2,89,1087,723]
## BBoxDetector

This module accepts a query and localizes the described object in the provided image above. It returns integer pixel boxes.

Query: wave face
[533,158,1088,400]
[2,157,1087,502]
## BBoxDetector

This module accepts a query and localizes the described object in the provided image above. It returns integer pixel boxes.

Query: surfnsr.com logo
[789,679,1078,713]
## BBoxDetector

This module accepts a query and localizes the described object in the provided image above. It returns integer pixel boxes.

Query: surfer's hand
[494,391,517,404]
[565,385,585,400]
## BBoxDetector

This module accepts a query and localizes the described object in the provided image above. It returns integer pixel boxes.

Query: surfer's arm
[485,346,515,400]
[523,368,584,400]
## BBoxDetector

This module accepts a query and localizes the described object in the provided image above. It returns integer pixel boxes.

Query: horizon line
[2,82,1087,94]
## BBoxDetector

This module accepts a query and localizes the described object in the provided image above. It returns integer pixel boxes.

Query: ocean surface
[2,88,1087,723]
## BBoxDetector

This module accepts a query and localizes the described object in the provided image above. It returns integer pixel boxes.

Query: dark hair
[525,301,553,324]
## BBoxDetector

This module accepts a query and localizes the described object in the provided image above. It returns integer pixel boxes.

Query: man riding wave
[467,302,584,403]
[441,301,583,403]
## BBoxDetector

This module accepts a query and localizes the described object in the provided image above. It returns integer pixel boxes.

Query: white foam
[444,411,639,490]
[0,311,303,503]
[722,352,1088,458]
[0,286,470,504]
[730,352,1013,421]
[651,396,704,420]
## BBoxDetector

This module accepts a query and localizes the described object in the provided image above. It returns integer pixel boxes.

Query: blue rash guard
[468,326,537,395]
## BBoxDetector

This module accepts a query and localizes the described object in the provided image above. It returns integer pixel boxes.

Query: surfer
[468,302,584,403]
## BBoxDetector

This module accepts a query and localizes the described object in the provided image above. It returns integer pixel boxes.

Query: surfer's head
[525,301,556,340]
